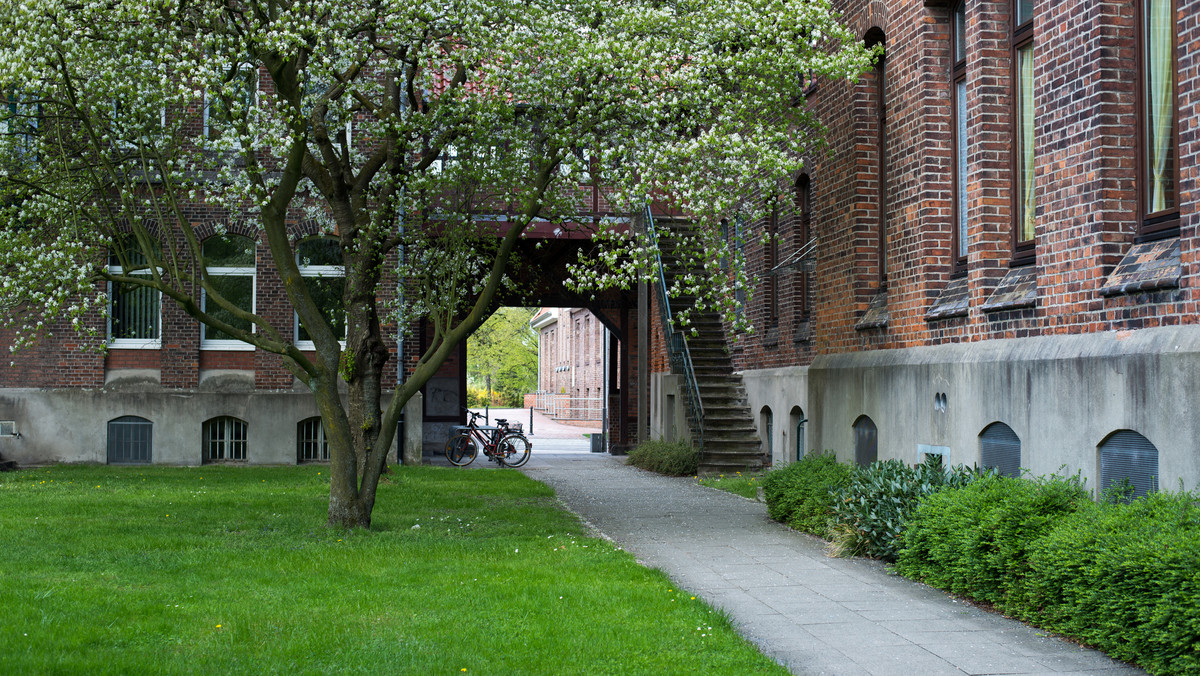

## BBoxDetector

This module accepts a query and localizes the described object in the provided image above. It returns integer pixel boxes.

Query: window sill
[1099,238,1180,297]
[925,277,970,321]
[855,290,889,331]
[982,266,1037,312]
[200,341,256,352]
[108,340,162,350]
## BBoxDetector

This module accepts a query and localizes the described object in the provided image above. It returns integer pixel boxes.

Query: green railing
[642,206,705,455]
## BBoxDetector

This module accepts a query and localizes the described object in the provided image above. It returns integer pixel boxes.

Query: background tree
[0,0,875,527]
[467,307,537,407]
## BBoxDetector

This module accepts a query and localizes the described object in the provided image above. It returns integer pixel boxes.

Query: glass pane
[1016,45,1035,243]
[111,276,160,339]
[297,276,346,342]
[202,234,255,267]
[1144,0,1177,214]
[202,275,254,342]
[954,2,967,63]
[1015,0,1033,26]
[296,238,342,267]
[956,79,969,258]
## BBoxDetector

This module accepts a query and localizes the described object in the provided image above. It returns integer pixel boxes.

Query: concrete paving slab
[521,453,1147,676]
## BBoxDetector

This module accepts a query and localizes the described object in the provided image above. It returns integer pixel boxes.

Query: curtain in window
[1018,45,1035,243]
[1147,0,1176,213]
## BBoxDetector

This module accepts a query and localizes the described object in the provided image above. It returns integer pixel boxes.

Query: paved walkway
[522,453,1145,676]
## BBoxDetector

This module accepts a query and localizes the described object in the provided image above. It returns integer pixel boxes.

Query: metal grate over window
[980,422,1021,478]
[203,416,247,462]
[108,416,152,464]
[297,417,329,463]
[1100,430,1159,501]
[853,415,877,467]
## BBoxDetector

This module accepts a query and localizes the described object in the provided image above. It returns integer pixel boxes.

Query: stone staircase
[653,216,764,474]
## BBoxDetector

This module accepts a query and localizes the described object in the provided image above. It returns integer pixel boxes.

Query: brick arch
[193,219,260,241]
[857,2,889,41]
[288,219,334,241]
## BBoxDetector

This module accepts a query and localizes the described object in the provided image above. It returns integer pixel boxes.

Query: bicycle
[444,410,531,468]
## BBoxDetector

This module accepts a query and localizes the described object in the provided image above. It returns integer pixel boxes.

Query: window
[794,176,811,320]
[1137,0,1178,238]
[108,239,161,348]
[203,416,247,462]
[734,216,747,318]
[0,421,15,437]
[108,416,152,464]
[297,417,330,462]
[201,234,256,349]
[951,1,969,272]
[853,415,877,467]
[204,63,257,140]
[1099,430,1158,501]
[980,421,1021,478]
[1011,0,1035,263]
[295,238,346,348]
[863,30,889,287]
[766,204,779,323]
[2,90,39,163]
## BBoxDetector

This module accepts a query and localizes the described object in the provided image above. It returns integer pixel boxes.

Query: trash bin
[590,433,605,453]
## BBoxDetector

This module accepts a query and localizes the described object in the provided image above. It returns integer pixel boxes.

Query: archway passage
[414,231,644,457]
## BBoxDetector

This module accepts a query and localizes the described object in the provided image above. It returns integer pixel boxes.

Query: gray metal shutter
[854,416,877,467]
[107,416,152,464]
[1100,430,1158,500]
[980,422,1021,478]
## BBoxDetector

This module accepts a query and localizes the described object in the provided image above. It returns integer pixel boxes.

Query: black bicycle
[444,410,531,468]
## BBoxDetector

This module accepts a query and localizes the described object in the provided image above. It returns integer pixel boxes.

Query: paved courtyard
[521,452,1146,676]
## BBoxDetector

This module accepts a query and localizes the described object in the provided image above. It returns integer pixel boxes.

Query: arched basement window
[297,417,330,463]
[1099,430,1159,500]
[108,416,152,464]
[203,416,248,463]
[760,406,774,460]
[853,415,877,467]
[980,422,1021,478]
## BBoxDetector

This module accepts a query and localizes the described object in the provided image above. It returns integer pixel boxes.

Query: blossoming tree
[0,0,873,527]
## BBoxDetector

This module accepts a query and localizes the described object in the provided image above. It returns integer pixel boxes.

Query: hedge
[625,440,698,476]
[895,472,1090,608]
[761,452,851,536]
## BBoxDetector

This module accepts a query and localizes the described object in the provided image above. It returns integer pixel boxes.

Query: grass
[0,465,787,675]
[699,471,763,500]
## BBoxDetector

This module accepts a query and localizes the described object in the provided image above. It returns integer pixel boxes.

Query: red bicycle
[444,410,531,467]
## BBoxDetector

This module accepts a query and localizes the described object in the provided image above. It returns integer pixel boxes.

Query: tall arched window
[1099,430,1159,501]
[979,421,1021,478]
[794,175,811,322]
[864,29,888,287]
[853,415,877,467]
[201,233,256,349]
[951,0,969,272]
[295,238,346,349]
[1137,0,1179,237]
[1010,0,1036,263]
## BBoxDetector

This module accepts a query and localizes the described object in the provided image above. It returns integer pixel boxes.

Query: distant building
[530,308,607,424]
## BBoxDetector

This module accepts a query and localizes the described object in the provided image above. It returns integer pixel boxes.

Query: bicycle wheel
[444,433,478,466]
[497,433,531,468]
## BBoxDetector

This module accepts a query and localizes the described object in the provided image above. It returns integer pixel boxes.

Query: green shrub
[626,440,698,477]
[1020,490,1200,675]
[896,472,1089,608]
[762,453,852,536]
[828,456,982,561]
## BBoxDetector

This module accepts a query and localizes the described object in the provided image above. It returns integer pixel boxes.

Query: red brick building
[648,0,1198,493]
[530,307,607,424]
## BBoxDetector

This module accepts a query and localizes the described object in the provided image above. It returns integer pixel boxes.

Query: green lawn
[0,465,786,675]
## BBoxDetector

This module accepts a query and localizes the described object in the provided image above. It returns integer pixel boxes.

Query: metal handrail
[642,206,705,455]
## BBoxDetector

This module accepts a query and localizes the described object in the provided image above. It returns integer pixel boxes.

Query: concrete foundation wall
[0,386,406,466]
[742,366,810,466]
[793,326,1200,492]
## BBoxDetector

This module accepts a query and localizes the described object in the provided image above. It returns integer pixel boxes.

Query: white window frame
[107,262,162,350]
[203,65,258,141]
[200,264,257,351]
[294,249,346,351]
